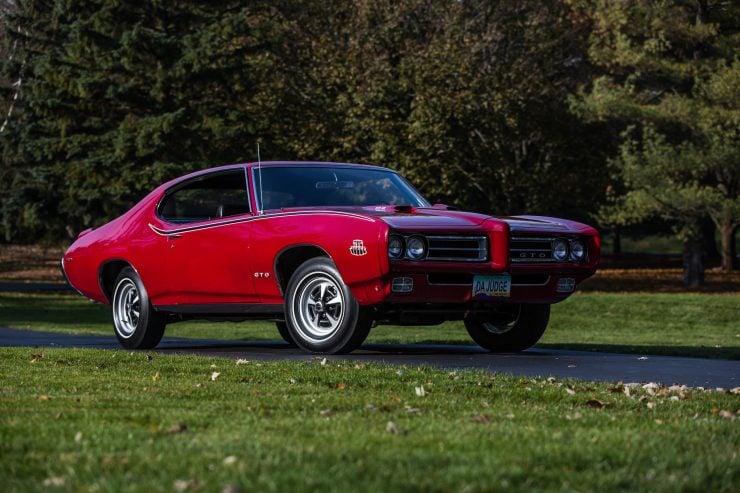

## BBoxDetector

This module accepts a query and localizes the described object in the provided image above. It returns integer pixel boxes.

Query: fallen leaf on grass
[42,476,66,488]
[585,398,607,409]
[472,414,491,424]
[173,479,202,492]
[415,386,426,397]
[654,419,664,425]
[646,402,656,409]
[168,423,188,434]
[222,456,238,466]
[336,383,346,390]
[719,410,736,420]
[30,352,44,363]
[565,388,576,396]
[210,372,221,381]
[235,359,249,366]
[289,378,297,384]
[320,408,333,417]
[152,372,161,382]
[386,421,402,434]
[74,431,83,443]
[38,394,50,401]
[221,484,244,493]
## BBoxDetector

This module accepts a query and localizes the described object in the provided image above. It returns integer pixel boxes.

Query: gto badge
[349,239,367,256]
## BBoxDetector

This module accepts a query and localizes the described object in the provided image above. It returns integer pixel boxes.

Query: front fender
[250,211,390,304]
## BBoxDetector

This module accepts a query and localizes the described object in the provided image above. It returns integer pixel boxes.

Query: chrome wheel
[114,278,140,338]
[293,273,345,343]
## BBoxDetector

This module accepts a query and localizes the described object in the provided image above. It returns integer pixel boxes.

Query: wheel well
[274,246,329,294]
[99,260,131,303]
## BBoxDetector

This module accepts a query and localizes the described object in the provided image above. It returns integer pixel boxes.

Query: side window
[158,170,250,223]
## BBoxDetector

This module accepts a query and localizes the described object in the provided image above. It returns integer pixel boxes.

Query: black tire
[284,258,372,354]
[275,321,297,347]
[111,267,166,349]
[464,303,550,352]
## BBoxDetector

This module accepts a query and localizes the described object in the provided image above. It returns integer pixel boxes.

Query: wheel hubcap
[114,279,140,338]
[293,274,344,343]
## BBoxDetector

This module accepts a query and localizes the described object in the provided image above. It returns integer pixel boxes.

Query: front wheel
[284,258,372,354]
[275,321,297,347]
[112,267,166,349]
[464,303,550,352]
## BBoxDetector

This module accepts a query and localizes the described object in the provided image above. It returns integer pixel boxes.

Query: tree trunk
[682,235,704,287]
[612,227,621,254]
[719,224,737,271]
[702,218,720,264]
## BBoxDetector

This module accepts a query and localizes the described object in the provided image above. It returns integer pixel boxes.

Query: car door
[155,168,258,305]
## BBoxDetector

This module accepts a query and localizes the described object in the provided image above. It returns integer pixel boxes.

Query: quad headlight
[406,235,427,260]
[552,238,569,262]
[388,235,404,259]
[569,239,586,262]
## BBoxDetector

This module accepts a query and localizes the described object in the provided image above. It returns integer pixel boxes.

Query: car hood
[369,207,490,229]
[498,215,573,233]
[280,206,589,233]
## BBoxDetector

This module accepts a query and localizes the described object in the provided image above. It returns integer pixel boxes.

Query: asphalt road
[1,326,737,388]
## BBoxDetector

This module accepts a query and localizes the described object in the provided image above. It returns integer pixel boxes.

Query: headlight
[552,238,569,262]
[388,236,404,258]
[406,235,427,260]
[570,240,586,262]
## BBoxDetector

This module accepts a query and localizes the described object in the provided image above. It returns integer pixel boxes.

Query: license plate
[472,274,511,299]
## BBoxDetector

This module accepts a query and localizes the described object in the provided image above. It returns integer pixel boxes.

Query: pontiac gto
[62,162,600,354]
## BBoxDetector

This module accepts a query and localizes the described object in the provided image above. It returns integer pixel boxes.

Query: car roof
[161,161,395,189]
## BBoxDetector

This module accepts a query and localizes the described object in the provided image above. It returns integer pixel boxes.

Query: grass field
[2,245,739,492]
[1,292,738,359]
[1,347,738,493]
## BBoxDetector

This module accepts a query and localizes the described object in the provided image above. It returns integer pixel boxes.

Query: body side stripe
[148,210,377,236]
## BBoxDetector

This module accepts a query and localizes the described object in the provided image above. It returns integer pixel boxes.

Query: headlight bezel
[552,238,569,262]
[569,239,586,262]
[388,235,405,259]
[405,235,427,260]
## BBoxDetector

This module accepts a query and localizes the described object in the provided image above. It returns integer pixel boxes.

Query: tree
[572,0,740,283]
[1,0,286,241]
[271,0,610,219]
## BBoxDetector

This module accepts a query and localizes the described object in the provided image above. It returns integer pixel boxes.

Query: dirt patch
[580,268,740,293]
[0,245,67,282]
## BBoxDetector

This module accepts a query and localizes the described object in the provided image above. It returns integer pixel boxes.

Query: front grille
[425,235,488,262]
[510,237,557,263]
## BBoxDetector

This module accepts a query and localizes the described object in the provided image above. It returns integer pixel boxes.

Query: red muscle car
[62,162,600,354]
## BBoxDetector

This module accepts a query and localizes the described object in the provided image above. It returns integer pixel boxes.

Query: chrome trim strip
[149,210,376,236]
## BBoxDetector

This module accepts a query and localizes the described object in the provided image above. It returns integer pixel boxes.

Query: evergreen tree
[1,0,284,241]
[572,0,740,280]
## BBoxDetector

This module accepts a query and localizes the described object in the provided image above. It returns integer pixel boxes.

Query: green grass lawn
[1,347,738,493]
[1,292,738,359]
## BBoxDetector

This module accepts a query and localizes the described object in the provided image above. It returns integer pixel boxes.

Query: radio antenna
[257,142,263,215]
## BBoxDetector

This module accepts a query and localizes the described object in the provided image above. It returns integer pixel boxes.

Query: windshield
[252,166,430,210]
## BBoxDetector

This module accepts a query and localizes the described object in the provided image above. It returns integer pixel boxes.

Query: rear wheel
[112,267,166,349]
[464,303,550,352]
[285,258,371,354]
